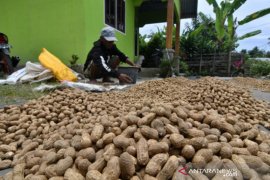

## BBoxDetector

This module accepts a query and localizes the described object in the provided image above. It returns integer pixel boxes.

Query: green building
[1,0,197,65]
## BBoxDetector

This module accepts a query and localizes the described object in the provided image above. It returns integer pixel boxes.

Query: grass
[0,83,50,108]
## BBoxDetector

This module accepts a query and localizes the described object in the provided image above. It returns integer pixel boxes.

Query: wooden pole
[199,53,202,74]
[174,20,180,75]
[166,0,174,49]
[175,20,180,56]
[228,51,232,76]
[213,52,216,75]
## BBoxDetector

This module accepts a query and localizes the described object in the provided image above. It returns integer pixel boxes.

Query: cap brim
[104,37,118,42]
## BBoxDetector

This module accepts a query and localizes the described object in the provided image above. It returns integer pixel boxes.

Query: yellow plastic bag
[38,48,77,82]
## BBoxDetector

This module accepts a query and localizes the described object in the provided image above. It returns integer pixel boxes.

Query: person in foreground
[83,27,139,83]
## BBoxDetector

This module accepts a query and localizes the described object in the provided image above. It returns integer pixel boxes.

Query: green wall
[0,0,136,65]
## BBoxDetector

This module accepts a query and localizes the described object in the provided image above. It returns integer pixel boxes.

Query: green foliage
[159,59,172,78]
[147,29,166,53]
[241,49,247,54]
[139,1,270,67]
[139,27,167,67]
[246,59,270,76]
[238,30,262,40]
[266,52,270,58]
[206,0,270,52]
[205,0,246,43]
[227,14,234,41]
[180,34,199,59]
[206,0,219,9]
[248,47,265,58]
[70,54,79,66]
[180,12,222,57]
[229,0,247,14]
[179,60,189,74]
[199,69,211,76]
[239,7,270,25]
[215,9,225,43]
[241,47,270,58]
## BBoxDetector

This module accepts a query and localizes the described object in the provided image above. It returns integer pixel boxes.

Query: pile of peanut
[0,77,270,180]
[229,77,270,92]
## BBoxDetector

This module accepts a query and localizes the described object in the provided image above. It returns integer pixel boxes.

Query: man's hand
[134,65,142,72]
[118,73,133,83]
[125,59,142,72]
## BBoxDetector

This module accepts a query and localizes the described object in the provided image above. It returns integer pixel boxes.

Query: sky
[139,0,270,52]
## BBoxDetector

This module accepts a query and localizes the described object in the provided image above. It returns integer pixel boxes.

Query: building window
[105,0,125,33]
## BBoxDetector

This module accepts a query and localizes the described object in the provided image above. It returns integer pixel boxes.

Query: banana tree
[206,0,270,51]
[206,0,247,44]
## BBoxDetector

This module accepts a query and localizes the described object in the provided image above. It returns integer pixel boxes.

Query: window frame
[104,0,126,34]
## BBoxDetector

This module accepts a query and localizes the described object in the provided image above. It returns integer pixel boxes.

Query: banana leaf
[206,0,219,10]
[227,14,234,41]
[221,1,231,20]
[190,24,204,37]
[229,0,247,14]
[239,7,270,25]
[215,9,225,41]
[238,30,261,40]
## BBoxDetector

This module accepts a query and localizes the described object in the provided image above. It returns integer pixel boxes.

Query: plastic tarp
[33,81,130,92]
[0,68,26,85]
[0,61,53,85]
[33,83,61,92]
[61,81,129,92]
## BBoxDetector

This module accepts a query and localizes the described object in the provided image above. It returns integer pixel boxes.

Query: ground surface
[251,89,270,102]
[0,83,52,109]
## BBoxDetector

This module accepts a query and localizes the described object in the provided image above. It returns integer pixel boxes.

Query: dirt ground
[251,89,270,102]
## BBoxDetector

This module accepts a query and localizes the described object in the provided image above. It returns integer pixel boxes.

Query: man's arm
[125,58,141,72]
[125,59,136,66]
[112,45,141,69]
[112,45,129,63]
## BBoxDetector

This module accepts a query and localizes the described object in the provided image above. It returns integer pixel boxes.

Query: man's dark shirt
[84,39,128,78]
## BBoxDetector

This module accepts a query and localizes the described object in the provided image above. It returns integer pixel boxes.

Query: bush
[70,54,79,66]
[159,60,172,78]
[246,59,270,76]
[179,60,189,74]
[199,69,211,76]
